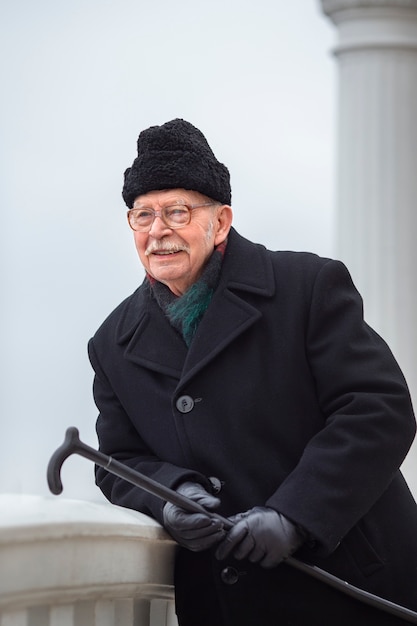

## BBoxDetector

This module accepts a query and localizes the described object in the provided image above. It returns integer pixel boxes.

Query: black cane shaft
[104,455,233,528]
[47,427,417,624]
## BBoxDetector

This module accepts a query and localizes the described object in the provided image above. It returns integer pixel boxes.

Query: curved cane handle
[47,426,82,494]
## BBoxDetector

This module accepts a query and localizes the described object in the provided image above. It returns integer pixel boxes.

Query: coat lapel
[116,283,187,378]
[116,229,275,383]
[179,288,262,386]
[181,230,275,384]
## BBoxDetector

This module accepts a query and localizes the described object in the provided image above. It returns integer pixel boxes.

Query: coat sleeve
[267,259,416,555]
[88,338,211,524]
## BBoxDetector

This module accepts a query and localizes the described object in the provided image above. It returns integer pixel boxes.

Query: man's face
[131,189,233,296]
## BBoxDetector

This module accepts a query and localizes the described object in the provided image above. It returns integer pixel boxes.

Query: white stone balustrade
[0,494,178,626]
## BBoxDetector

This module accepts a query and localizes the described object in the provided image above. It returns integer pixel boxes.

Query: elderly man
[89,119,417,625]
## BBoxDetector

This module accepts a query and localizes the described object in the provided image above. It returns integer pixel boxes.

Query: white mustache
[145,241,190,256]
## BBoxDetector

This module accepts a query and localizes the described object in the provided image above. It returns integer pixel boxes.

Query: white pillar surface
[320,0,417,495]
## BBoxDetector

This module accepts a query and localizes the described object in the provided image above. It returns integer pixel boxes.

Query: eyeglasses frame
[127,201,217,232]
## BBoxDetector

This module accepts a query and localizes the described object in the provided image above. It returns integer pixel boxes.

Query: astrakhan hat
[122,118,231,208]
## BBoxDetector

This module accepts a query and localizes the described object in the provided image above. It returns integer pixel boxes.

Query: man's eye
[166,206,188,218]
[136,210,153,219]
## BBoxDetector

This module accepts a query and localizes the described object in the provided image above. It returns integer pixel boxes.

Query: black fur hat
[122,119,231,208]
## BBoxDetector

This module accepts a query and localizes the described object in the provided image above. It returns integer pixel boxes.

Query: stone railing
[0,494,178,626]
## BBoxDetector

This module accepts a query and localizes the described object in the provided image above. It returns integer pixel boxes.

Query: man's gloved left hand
[215,506,305,568]
[163,481,225,552]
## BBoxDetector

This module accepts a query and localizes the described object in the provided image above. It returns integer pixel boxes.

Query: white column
[320,0,417,495]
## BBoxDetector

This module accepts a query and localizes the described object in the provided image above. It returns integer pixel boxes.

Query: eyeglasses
[127,202,216,232]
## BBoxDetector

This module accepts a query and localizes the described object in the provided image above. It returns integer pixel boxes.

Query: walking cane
[47,427,417,624]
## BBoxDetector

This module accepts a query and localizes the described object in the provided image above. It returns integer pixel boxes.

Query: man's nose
[148,214,173,238]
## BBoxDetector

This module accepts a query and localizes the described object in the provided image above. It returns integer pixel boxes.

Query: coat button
[221,566,239,585]
[176,395,195,413]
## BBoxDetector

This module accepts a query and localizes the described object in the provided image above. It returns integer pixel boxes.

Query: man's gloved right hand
[163,481,225,551]
[215,506,305,568]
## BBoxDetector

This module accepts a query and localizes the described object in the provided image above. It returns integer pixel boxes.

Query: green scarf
[148,240,227,347]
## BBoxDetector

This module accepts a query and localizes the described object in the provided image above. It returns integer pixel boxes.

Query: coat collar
[115,228,275,384]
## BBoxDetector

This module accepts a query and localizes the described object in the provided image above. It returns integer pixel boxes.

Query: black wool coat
[89,228,417,626]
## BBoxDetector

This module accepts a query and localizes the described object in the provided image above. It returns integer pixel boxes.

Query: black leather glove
[163,481,225,551]
[215,506,305,568]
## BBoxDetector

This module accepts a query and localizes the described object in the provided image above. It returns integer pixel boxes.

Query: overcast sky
[1,1,337,501]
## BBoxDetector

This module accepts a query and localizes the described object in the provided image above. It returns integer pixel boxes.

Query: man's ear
[214,205,233,245]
